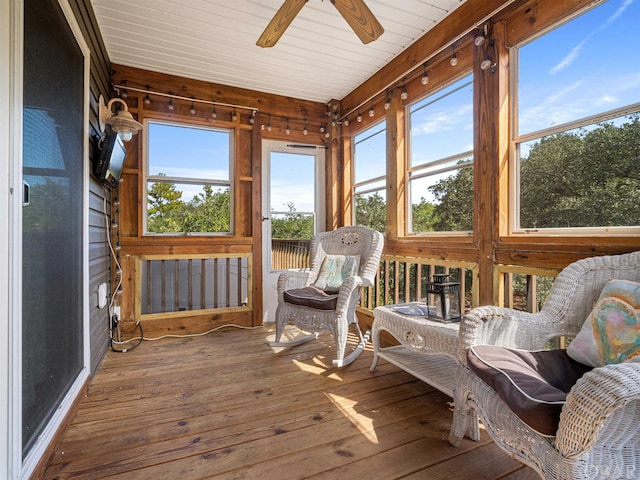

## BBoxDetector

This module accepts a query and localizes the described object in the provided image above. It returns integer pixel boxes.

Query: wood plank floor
[41,325,538,480]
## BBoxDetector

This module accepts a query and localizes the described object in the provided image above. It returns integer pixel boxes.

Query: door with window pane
[261,141,325,322]
[22,0,85,457]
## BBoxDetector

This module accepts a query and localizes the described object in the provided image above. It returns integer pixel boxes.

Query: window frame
[406,73,474,237]
[352,118,387,230]
[143,118,235,236]
[509,4,640,236]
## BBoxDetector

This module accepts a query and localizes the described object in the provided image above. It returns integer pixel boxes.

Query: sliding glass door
[22,0,85,458]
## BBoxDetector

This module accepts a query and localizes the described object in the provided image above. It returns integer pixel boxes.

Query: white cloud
[550,0,633,74]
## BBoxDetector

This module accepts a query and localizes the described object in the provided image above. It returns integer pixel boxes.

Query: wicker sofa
[449,251,640,479]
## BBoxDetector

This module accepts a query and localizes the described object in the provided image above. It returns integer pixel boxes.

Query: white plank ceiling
[91,0,466,103]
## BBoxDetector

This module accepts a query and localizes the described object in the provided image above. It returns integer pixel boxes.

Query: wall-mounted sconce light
[98,94,143,142]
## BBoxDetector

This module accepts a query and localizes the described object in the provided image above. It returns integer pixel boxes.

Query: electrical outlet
[98,283,108,308]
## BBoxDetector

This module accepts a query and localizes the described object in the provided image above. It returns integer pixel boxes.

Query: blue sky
[518,0,639,134]
[148,0,639,213]
[269,151,316,214]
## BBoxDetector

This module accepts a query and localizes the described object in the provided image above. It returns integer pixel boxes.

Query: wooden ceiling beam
[340,0,516,114]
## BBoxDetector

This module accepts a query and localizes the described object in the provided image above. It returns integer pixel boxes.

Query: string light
[421,64,429,85]
[168,96,174,111]
[285,118,290,135]
[267,115,272,132]
[303,118,308,135]
[356,111,363,123]
[368,101,374,117]
[190,101,196,115]
[450,52,458,67]
[384,89,391,110]
[144,93,151,105]
[232,109,237,121]
[212,105,217,118]
[481,54,492,70]
[400,78,408,100]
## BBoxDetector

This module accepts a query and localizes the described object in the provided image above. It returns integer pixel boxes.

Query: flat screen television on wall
[94,132,126,187]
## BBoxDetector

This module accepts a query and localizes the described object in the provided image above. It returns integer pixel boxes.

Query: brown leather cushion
[467,345,592,436]
[283,286,338,311]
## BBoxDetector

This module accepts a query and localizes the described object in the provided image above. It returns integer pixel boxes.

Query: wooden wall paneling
[502,0,598,48]
[386,89,405,240]
[341,129,354,225]
[251,113,263,326]
[474,18,501,306]
[236,128,252,238]
[340,0,517,118]
[494,22,510,241]
[111,64,327,130]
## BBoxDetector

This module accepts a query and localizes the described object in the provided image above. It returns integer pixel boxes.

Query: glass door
[261,141,325,322]
[22,0,85,458]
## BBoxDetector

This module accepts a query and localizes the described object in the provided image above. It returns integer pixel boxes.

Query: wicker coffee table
[370,302,460,397]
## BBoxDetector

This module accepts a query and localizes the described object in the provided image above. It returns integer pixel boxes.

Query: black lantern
[425,274,462,323]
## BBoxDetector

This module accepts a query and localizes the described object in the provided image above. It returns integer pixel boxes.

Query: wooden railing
[358,256,562,317]
[135,253,252,320]
[495,264,562,313]
[360,255,479,314]
[271,239,311,271]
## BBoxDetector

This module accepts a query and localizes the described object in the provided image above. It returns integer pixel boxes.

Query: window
[145,121,233,234]
[513,0,640,232]
[353,120,386,232]
[408,74,474,234]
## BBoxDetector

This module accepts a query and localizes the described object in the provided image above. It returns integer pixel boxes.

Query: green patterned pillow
[314,255,360,293]
[567,279,640,367]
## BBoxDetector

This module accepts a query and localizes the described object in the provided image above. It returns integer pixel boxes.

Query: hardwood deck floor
[41,325,537,480]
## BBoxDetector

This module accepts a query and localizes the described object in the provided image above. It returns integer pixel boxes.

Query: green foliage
[147,178,230,233]
[147,116,639,236]
[429,165,474,231]
[182,185,230,233]
[521,115,640,228]
[271,202,314,240]
[355,192,386,233]
[411,198,438,232]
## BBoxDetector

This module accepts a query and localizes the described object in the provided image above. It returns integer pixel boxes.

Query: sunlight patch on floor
[325,392,378,444]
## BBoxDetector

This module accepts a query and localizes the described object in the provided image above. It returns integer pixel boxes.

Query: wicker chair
[269,225,384,367]
[449,251,640,479]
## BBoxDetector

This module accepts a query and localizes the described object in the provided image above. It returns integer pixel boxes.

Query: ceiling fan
[257,0,384,48]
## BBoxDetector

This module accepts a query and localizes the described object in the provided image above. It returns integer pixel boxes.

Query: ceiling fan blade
[256,0,308,48]
[331,0,384,44]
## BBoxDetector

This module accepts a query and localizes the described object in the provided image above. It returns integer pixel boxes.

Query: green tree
[182,186,230,233]
[271,202,314,240]
[147,179,185,233]
[521,115,640,228]
[430,165,474,231]
[411,198,438,232]
[355,192,386,233]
